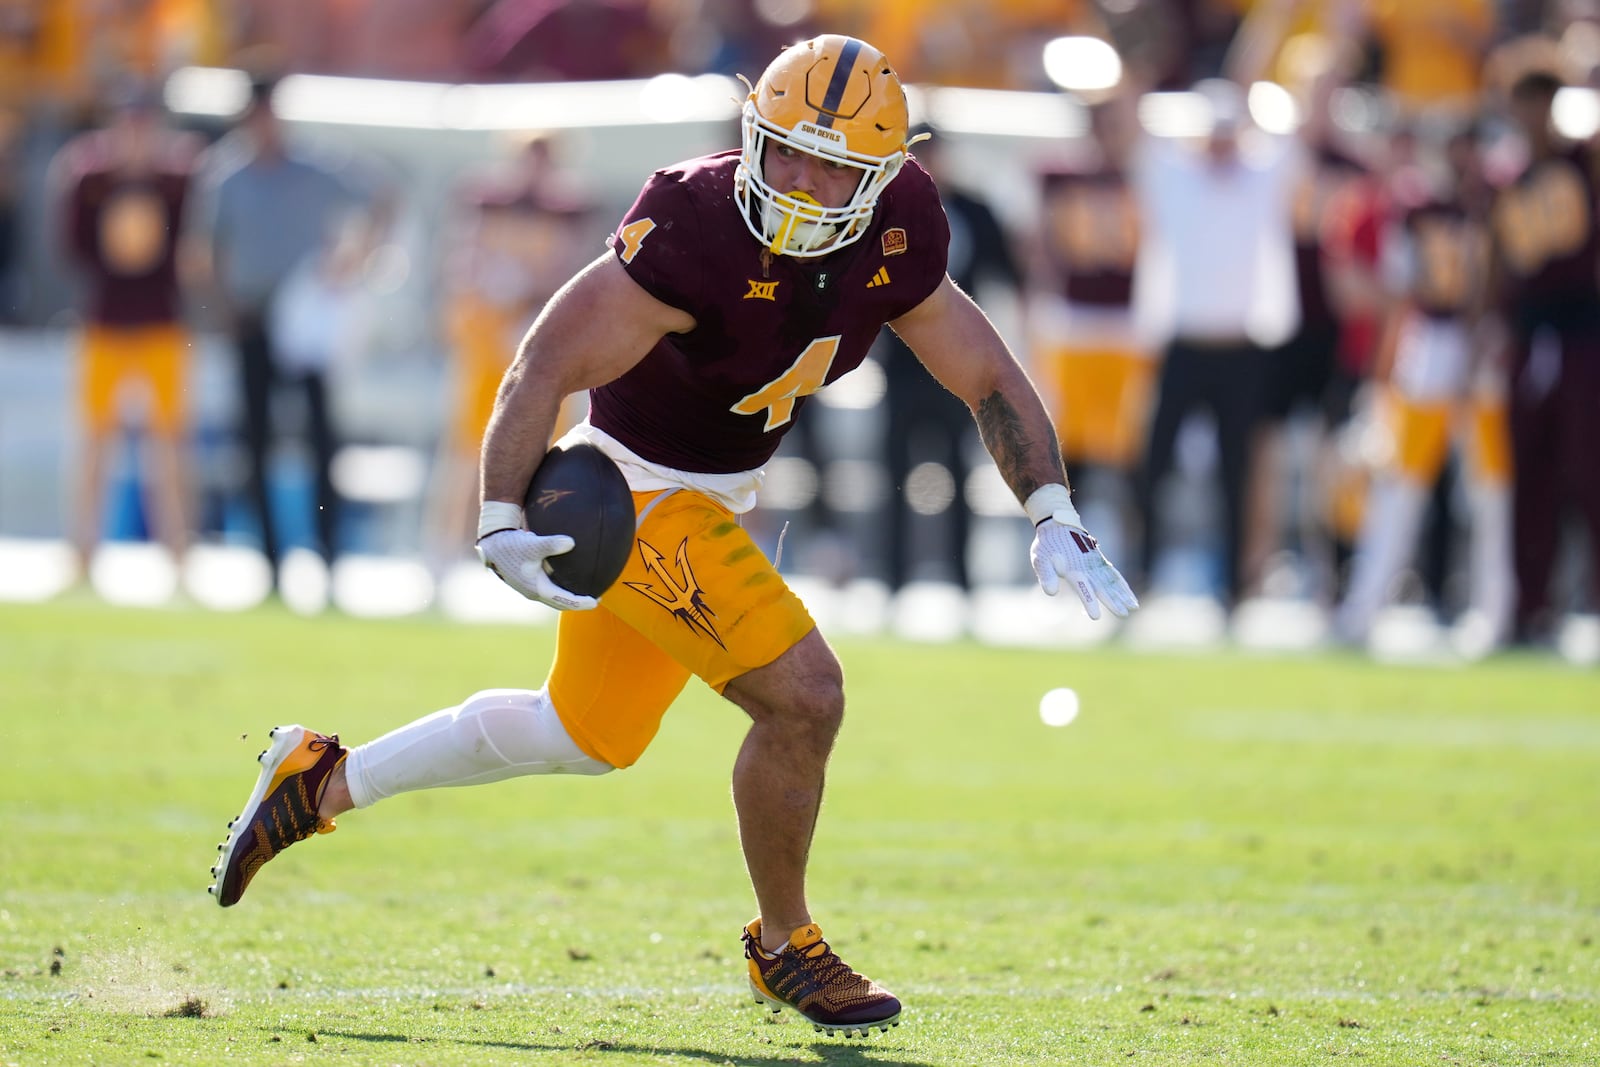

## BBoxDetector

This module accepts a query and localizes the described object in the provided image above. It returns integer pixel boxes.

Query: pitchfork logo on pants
[626,538,726,648]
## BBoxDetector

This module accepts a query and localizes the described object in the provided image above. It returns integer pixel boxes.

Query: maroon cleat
[208,726,346,907]
[743,919,902,1036]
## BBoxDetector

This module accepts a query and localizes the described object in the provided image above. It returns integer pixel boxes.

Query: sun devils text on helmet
[735,35,910,258]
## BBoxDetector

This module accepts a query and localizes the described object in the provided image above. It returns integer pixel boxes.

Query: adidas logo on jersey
[865,266,891,288]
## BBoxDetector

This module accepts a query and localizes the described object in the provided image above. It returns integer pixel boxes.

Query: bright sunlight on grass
[1,599,1596,1065]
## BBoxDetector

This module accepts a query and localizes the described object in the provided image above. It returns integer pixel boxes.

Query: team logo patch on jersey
[881,228,908,257]
[865,266,891,289]
[744,279,780,301]
[625,537,726,648]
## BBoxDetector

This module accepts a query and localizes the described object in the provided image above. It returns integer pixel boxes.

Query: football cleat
[743,918,902,1036]
[208,725,346,907]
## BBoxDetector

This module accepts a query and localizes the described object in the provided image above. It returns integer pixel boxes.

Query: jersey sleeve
[883,160,951,315]
[606,170,704,314]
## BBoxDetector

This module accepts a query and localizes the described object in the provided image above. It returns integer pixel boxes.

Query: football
[522,442,636,598]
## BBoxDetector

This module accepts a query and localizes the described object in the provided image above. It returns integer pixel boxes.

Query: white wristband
[1023,483,1083,528]
[477,500,525,540]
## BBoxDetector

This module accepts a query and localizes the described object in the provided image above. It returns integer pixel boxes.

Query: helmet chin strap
[766,190,836,255]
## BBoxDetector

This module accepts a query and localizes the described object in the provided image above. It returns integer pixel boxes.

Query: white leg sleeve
[1337,478,1427,640]
[343,688,612,809]
[1466,482,1514,641]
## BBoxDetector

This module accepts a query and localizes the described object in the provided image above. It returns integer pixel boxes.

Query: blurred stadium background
[0,0,1596,665]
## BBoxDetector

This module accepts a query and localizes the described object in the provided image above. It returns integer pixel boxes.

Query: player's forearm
[478,357,567,507]
[973,371,1069,505]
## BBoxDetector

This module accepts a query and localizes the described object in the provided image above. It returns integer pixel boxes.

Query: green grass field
[1,598,1597,1066]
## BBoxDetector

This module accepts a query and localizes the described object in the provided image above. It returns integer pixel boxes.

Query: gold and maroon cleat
[209,726,346,907]
[743,919,902,1036]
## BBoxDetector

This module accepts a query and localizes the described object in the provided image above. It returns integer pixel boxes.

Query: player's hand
[476,527,599,612]
[1022,485,1138,621]
[1031,520,1139,619]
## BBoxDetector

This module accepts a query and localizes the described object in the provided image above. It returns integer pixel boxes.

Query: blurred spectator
[1315,116,1411,595]
[1133,77,1303,607]
[1227,6,1378,600]
[1335,116,1513,648]
[424,132,594,574]
[49,80,202,571]
[232,0,478,81]
[14,0,227,116]
[191,73,392,580]
[262,206,383,568]
[1106,0,1247,91]
[463,0,668,82]
[1486,59,1600,643]
[1361,0,1497,115]
[0,107,21,322]
[837,0,1108,90]
[323,0,480,81]
[876,123,1023,593]
[1029,89,1150,562]
[664,0,820,79]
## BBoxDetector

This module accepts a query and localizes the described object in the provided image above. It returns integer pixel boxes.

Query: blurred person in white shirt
[1132,77,1303,608]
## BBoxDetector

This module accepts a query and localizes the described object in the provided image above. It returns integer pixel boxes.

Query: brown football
[522,443,635,598]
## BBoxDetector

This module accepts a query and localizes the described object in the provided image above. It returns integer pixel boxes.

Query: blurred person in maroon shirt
[0,109,21,323]
[1486,61,1600,644]
[50,81,202,573]
[1031,89,1150,564]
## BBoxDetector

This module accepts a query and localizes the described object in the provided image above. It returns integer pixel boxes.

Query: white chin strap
[762,191,839,255]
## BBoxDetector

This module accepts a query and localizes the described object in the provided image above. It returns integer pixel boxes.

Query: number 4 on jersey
[731,335,841,431]
[616,217,656,264]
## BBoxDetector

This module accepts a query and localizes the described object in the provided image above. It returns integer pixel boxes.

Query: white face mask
[734,101,905,259]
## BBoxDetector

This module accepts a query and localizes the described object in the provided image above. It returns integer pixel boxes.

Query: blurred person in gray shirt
[191,73,390,581]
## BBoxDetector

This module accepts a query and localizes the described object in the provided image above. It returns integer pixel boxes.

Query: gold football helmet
[735,35,911,258]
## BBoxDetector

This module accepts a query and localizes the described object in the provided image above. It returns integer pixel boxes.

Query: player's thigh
[546,602,690,769]
[79,327,123,434]
[601,489,815,693]
[136,324,189,436]
[1387,394,1450,483]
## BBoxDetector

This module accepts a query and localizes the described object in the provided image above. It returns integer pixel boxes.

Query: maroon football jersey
[1039,165,1137,308]
[1401,195,1485,320]
[1492,142,1600,336]
[593,150,949,473]
[63,131,195,327]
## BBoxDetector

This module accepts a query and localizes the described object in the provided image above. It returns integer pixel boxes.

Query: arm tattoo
[975,390,1062,500]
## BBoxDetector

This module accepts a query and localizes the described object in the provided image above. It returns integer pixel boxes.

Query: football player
[51,82,201,574]
[210,36,1136,1036]
[1334,118,1512,649]
[1485,61,1600,645]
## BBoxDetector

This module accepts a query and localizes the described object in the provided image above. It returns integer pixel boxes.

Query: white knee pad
[345,688,612,808]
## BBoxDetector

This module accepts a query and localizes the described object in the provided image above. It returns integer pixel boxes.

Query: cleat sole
[750,980,899,1036]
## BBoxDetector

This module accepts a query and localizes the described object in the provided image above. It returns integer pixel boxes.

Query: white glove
[1024,485,1139,621]
[475,501,598,611]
